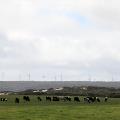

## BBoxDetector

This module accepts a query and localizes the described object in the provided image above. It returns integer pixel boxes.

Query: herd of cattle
[14,96,108,103]
[0,96,108,104]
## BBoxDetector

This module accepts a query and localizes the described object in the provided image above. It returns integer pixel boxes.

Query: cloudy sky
[0,0,120,81]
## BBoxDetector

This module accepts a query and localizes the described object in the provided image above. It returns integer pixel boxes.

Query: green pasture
[0,95,120,120]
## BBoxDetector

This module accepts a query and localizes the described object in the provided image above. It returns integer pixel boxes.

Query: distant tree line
[12,86,120,98]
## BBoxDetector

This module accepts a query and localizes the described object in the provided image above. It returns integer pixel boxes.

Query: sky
[0,0,120,81]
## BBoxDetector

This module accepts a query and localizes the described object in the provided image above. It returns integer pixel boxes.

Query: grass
[0,95,120,120]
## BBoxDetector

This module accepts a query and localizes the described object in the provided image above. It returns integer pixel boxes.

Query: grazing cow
[5,98,7,101]
[15,98,20,103]
[1,98,7,102]
[53,96,60,101]
[96,97,100,102]
[23,96,30,102]
[74,97,80,102]
[84,97,90,103]
[37,97,42,101]
[23,96,26,101]
[64,96,71,101]
[46,96,51,101]
[84,97,96,103]
[105,97,108,102]
[88,97,96,102]
[84,97,101,103]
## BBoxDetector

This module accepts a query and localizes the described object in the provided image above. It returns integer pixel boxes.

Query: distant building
[55,87,63,91]
[0,92,9,95]
[81,87,87,90]
[33,90,40,93]
[41,89,48,93]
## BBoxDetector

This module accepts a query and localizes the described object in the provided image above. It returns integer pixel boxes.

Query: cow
[84,97,96,103]
[23,96,30,102]
[64,96,71,101]
[46,96,51,101]
[88,97,96,102]
[74,97,80,102]
[53,96,60,101]
[96,97,100,102]
[105,97,108,102]
[1,98,7,102]
[37,97,42,101]
[84,97,90,103]
[15,98,20,103]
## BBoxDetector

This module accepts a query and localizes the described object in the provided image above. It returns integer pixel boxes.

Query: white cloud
[0,0,120,81]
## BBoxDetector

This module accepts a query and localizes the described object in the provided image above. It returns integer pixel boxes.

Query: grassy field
[0,95,120,120]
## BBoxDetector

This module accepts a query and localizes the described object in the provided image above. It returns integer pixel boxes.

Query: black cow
[23,96,30,102]
[15,98,20,103]
[37,97,42,101]
[64,96,71,101]
[53,96,59,101]
[46,96,51,101]
[74,97,80,102]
